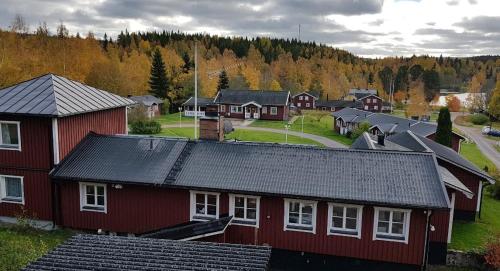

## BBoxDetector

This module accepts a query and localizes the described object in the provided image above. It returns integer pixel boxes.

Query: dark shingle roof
[141,216,233,240]
[351,132,410,151]
[0,74,135,117]
[438,166,474,198]
[129,95,164,106]
[182,97,215,107]
[215,89,290,106]
[23,234,271,271]
[316,100,363,109]
[50,134,189,185]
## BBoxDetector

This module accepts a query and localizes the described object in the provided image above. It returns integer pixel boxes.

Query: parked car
[483,126,500,137]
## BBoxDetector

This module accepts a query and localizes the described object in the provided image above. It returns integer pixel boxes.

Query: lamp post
[285,124,290,144]
[301,115,304,134]
[178,107,182,128]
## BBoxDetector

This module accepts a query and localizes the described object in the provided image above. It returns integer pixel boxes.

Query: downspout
[422,210,433,271]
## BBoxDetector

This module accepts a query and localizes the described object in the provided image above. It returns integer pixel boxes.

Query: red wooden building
[0,74,134,227]
[292,92,318,110]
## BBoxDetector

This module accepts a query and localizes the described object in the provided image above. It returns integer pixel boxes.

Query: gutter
[478,182,491,219]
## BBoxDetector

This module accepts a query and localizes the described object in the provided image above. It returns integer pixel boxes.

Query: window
[220,105,225,112]
[0,175,24,204]
[305,96,309,101]
[262,107,267,114]
[373,208,411,243]
[229,194,260,227]
[364,105,369,110]
[284,199,317,233]
[327,204,363,238]
[297,103,301,107]
[270,107,278,115]
[0,121,21,150]
[80,182,106,213]
[306,103,310,107]
[299,96,303,100]
[230,106,243,113]
[190,191,219,221]
[374,105,378,110]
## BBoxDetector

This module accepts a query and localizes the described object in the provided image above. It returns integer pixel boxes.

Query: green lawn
[154,113,197,126]
[250,114,353,145]
[226,129,324,146]
[460,142,497,172]
[156,127,198,139]
[0,226,73,271]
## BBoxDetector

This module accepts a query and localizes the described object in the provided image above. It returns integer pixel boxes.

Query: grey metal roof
[351,132,410,151]
[23,234,271,271]
[0,74,135,117]
[50,134,188,185]
[438,166,474,198]
[348,88,377,95]
[52,135,449,209]
[215,89,290,106]
[173,141,449,209]
[292,91,318,99]
[129,95,164,106]
[316,100,363,109]
[182,97,215,107]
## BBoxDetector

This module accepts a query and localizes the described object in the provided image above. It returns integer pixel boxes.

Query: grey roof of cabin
[438,166,474,198]
[215,89,290,106]
[388,131,494,183]
[52,135,449,209]
[23,234,271,271]
[351,132,410,151]
[50,135,188,185]
[349,88,377,95]
[182,97,215,107]
[292,91,318,99]
[0,74,135,117]
[316,100,363,109]
[354,93,381,100]
[129,95,163,106]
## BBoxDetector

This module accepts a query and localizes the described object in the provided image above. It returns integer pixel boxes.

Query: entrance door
[244,107,251,119]
[253,107,260,119]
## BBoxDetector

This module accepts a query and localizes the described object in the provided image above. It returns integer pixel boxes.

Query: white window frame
[306,103,310,108]
[190,190,220,221]
[327,203,363,239]
[299,96,303,100]
[297,102,301,107]
[230,106,243,113]
[79,182,107,213]
[305,96,309,101]
[373,207,411,243]
[262,106,267,114]
[0,121,21,151]
[220,105,225,112]
[229,194,260,228]
[270,107,278,115]
[0,175,24,204]
[284,199,317,234]
[374,105,378,110]
[364,105,369,110]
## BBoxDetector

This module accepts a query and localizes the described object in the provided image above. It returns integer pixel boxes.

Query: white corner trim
[327,203,363,239]
[372,207,412,244]
[52,118,60,164]
[476,181,483,212]
[448,193,456,243]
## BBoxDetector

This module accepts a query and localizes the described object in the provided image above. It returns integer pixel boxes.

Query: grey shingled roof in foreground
[351,132,410,151]
[215,89,290,106]
[141,216,233,240]
[50,135,188,185]
[23,234,271,271]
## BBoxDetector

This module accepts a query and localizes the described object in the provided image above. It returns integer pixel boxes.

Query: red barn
[0,74,134,227]
[50,127,451,270]
[292,92,318,110]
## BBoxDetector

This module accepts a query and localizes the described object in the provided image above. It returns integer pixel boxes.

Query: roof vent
[377,134,385,146]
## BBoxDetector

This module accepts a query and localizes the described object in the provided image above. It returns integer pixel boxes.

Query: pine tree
[103,33,109,51]
[435,107,452,147]
[217,70,229,91]
[148,48,169,100]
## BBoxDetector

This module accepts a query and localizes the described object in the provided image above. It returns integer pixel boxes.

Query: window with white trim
[229,194,260,227]
[0,121,21,150]
[262,107,267,114]
[374,105,378,110]
[306,103,310,107]
[364,105,369,110]
[297,103,301,107]
[230,106,243,113]
[299,96,303,100]
[284,199,317,233]
[190,191,219,220]
[305,96,309,101]
[0,175,24,204]
[373,208,411,243]
[220,105,225,112]
[328,203,362,238]
[80,182,106,212]
[270,107,278,115]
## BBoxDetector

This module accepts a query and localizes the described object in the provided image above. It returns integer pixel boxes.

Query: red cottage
[292,92,318,110]
[50,125,451,270]
[0,74,134,227]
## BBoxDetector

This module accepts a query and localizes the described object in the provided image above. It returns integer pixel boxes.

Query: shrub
[351,121,371,139]
[484,234,500,269]
[490,172,500,200]
[130,120,161,134]
[127,105,148,124]
[470,113,490,125]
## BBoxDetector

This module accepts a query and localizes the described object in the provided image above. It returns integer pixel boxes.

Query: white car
[482,126,491,135]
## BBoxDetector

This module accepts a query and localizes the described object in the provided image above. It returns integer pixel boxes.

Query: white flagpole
[194,42,198,139]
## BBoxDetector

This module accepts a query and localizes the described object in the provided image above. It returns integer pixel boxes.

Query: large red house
[292,92,318,110]
[0,74,134,227]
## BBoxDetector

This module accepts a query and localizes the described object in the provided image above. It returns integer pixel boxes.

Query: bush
[470,113,490,125]
[490,172,500,200]
[130,120,161,134]
[485,234,500,269]
[351,121,371,139]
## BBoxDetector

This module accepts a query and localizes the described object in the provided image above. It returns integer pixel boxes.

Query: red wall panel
[439,161,480,213]
[58,182,431,265]
[219,104,288,121]
[429,210,450,243]
[426,133,461,153]
[57,107,127,160]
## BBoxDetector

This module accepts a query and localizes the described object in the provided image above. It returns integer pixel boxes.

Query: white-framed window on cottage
[0,121,21,151]
[190,191,219,221]
[364,105,369,110]
[230,106,243,114]
[0,175,24,204]
[299,96,303,100]
[305,96,309,101]
[220,105,226,112]
[262,107,267,114]
[327,203,363,238]
[79,182,107,213]
[306,103,310,107]
[373,207,411,243]
[270,107,278,115]
[284,199,317,233]
[229,194,260,227]
[374,105,378,110]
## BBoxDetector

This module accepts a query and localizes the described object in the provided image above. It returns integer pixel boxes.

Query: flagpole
[194,41,198,139]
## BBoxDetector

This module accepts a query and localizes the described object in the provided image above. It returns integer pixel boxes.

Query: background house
[292,92,318,110]
[316,100,363,112]
[128,95,163,118]
[181,97,214,117]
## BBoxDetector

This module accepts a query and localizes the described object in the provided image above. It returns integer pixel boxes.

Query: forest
[0,17,499,112]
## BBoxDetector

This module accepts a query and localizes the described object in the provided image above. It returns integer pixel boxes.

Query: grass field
[460,142,497,172]
[0,226,73,271]
[250,114,353,145]
[154,113,196,126]
[226,129,323,146]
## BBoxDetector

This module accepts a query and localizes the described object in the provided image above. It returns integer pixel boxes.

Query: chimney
[199,109,225,141]
[377,134,385,146]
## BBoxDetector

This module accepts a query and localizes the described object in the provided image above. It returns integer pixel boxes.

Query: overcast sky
[1,0,499,57]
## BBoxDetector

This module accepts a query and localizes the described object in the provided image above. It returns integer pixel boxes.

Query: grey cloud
[455,16,500,33]
[468,0,477,4]
[446,0,459,5]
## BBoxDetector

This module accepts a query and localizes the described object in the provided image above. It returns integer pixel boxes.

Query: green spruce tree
[149,48,169,100]
[217,70,229,91]
[435,107,452,147]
